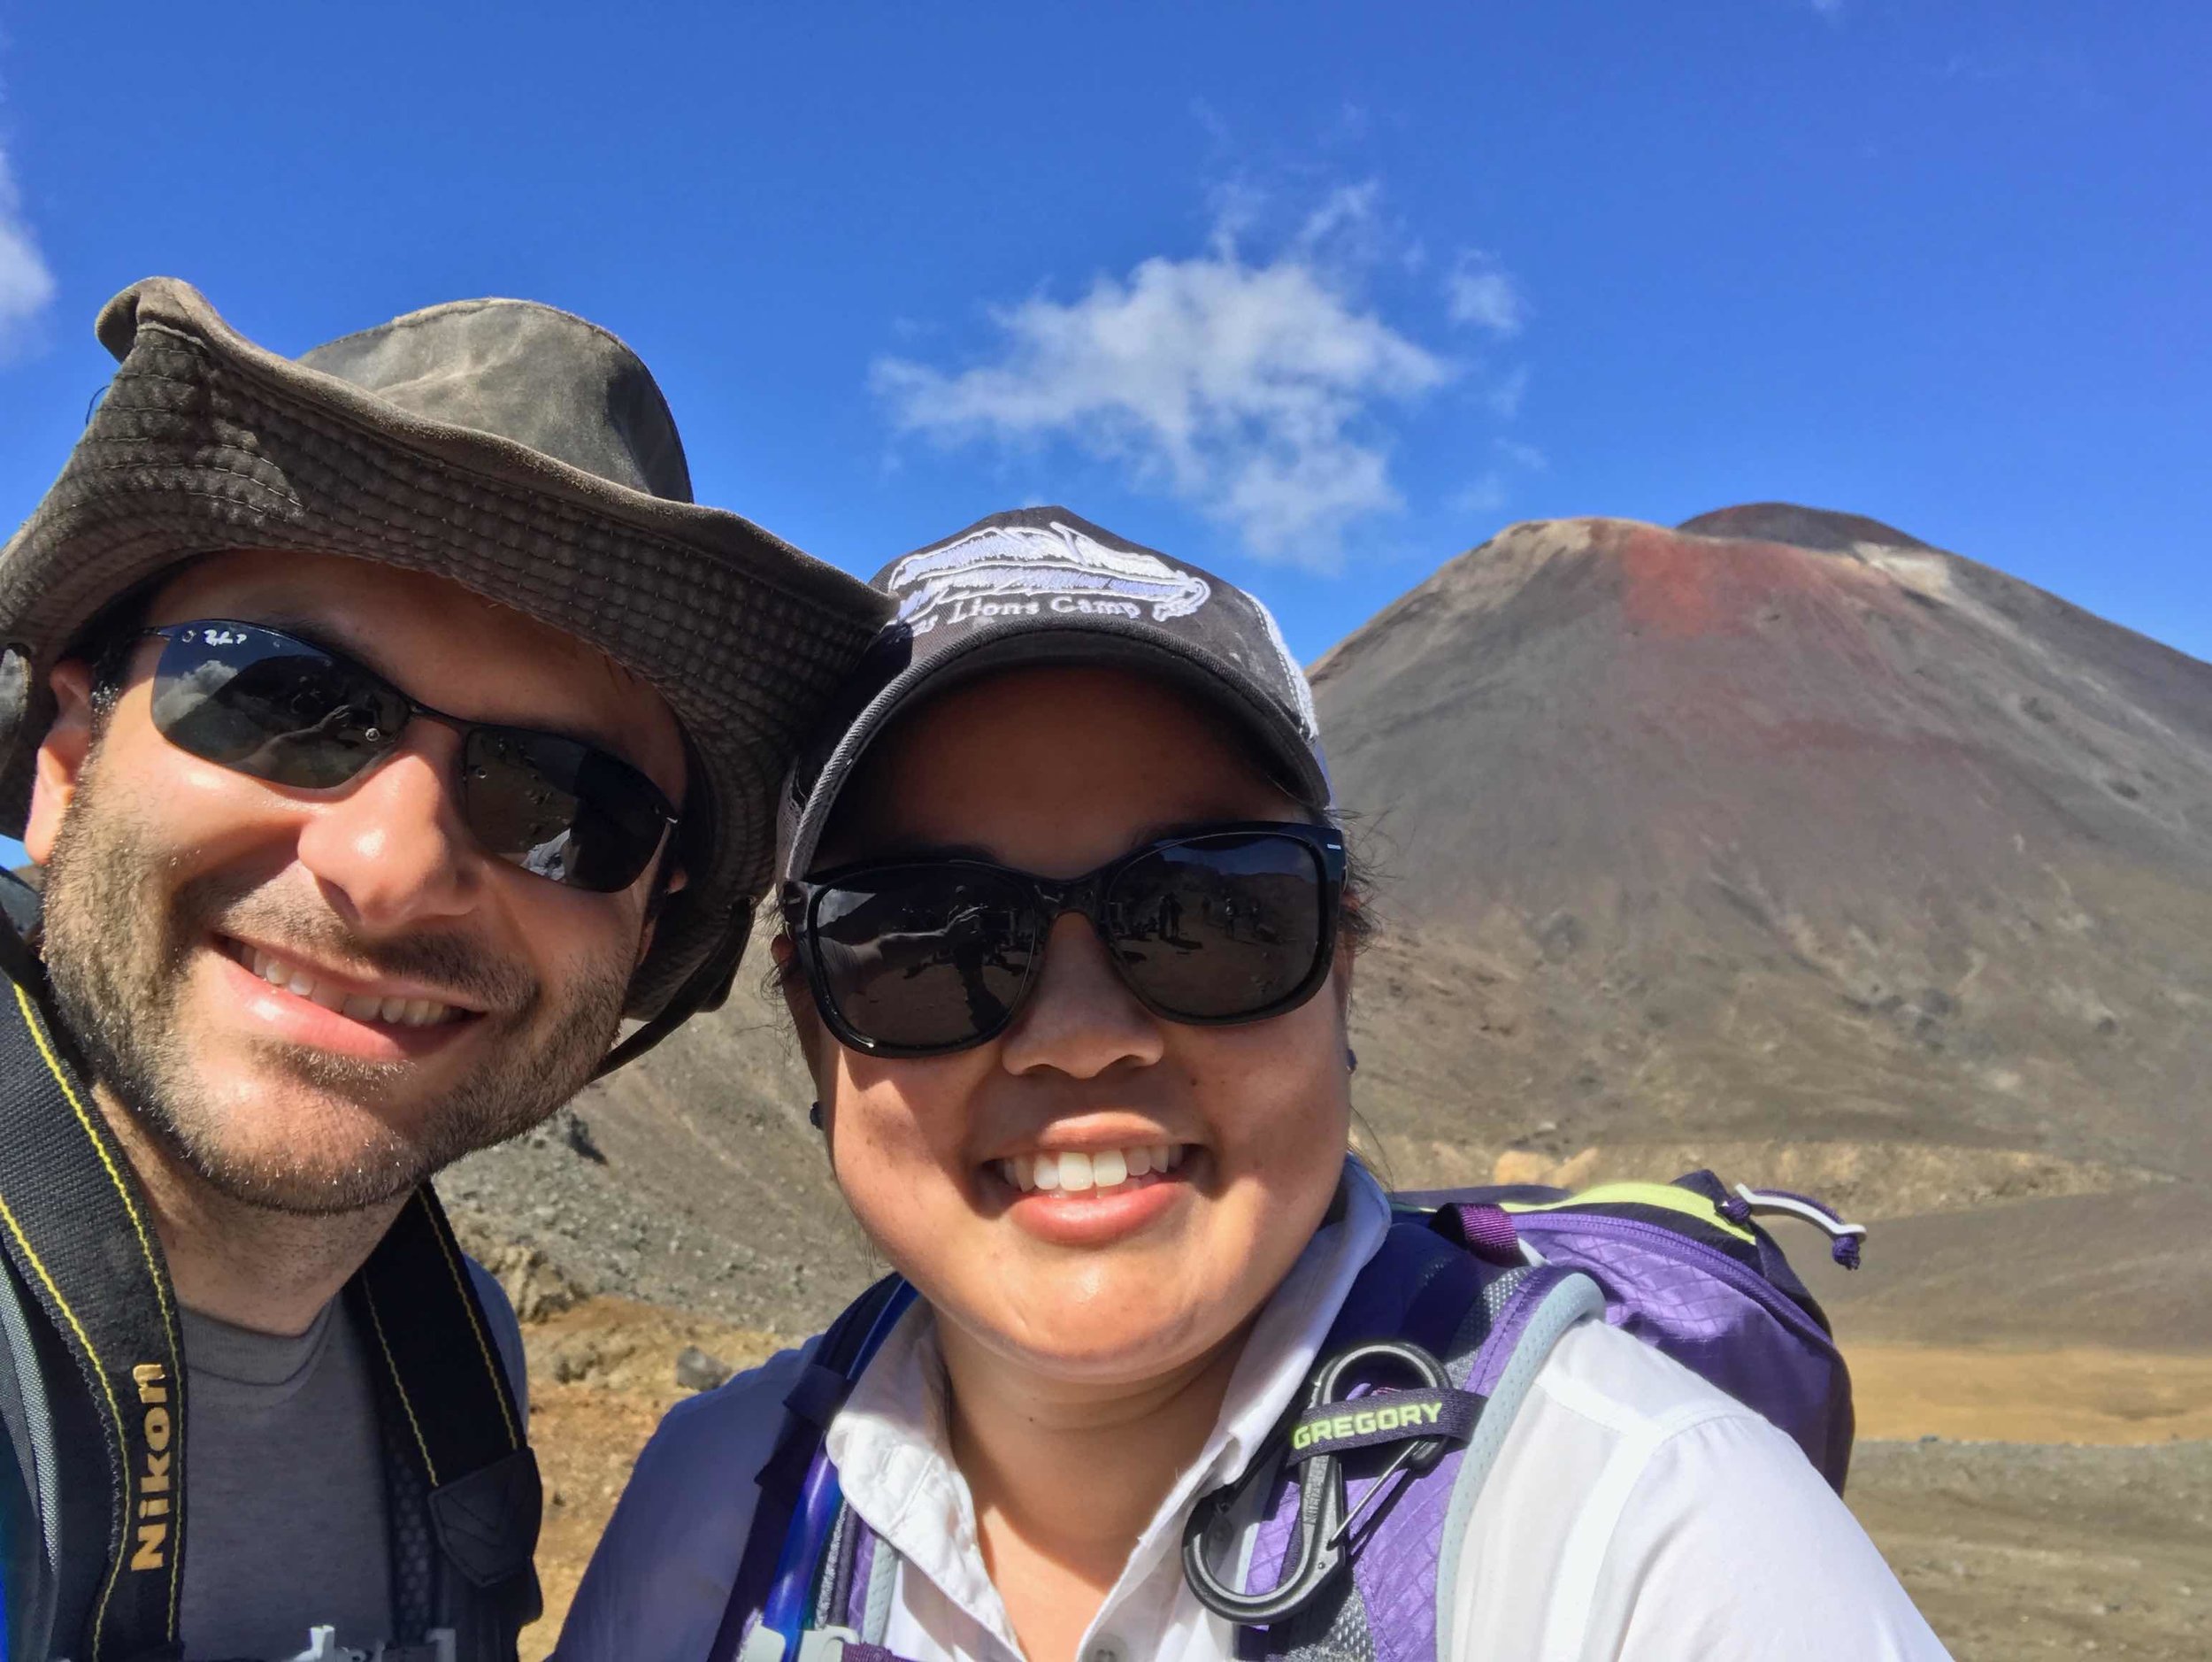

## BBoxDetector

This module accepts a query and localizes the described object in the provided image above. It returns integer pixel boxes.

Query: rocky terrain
[1318,505,2210,1186]
[1850,1438,2208,1658]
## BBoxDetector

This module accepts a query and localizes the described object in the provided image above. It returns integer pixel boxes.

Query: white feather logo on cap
[888,520,1213,632]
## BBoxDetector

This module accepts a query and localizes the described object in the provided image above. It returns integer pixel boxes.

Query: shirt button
[1087,1638,1128,1662]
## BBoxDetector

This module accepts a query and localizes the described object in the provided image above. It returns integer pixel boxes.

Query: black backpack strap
[0,935,186,1662]
[0,869,42,943]
[708,1273,910,1662]
[349,1186,542,1655]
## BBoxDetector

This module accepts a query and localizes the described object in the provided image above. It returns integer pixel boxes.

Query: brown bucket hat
[0,277,892,1062]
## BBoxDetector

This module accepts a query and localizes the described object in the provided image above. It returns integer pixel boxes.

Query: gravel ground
[442,1097,877,1333]
[1849,1438,2210,1659]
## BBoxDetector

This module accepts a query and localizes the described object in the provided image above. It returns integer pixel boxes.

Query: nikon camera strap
[0,931,188,1662]
[0,912,539,1660]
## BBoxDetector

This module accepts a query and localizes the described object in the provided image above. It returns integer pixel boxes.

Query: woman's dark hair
[1332,820,1379,957]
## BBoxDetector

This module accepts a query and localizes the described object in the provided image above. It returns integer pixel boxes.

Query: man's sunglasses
[781,821,1346,1057]
[119,620,678,893]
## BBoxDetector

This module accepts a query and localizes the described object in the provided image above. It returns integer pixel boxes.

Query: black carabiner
[1181,1338,1457,1627]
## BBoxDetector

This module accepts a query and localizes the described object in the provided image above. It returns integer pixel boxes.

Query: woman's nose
[997,912,1166,1078]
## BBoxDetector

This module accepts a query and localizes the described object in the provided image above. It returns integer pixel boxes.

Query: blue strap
[709,1277,915,1662]
[781,1364,854,1429]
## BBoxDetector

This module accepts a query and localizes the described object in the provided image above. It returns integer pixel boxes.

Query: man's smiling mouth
[223,938,477,1028]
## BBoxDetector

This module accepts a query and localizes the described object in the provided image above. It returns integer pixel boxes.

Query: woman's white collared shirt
[558,1163,1948,1661]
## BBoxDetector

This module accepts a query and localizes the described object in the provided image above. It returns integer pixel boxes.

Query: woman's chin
[946,1285,1234,1388]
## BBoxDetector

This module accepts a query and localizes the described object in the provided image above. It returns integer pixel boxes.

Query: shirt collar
[826,1158,1394,1648]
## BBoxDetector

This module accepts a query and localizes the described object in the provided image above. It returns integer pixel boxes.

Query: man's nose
[292,733,484,932]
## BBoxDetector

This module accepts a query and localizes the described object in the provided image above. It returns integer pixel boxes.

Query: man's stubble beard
[39,753,632,1216]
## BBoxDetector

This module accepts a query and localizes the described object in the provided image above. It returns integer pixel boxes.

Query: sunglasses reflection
[157,652,396,782]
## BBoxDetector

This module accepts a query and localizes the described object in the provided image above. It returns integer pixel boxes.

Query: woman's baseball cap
[778,506,1333,883]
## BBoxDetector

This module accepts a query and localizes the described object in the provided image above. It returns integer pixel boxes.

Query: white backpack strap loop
[860,1533,899,1645]
[1725,1185,1870,1269]
[1433,1272,1605,1659]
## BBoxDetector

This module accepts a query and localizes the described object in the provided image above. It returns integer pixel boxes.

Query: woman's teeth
[244,947,457,1027]
[999,1144,1187,1196]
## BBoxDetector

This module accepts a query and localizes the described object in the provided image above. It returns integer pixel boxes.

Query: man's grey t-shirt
[179,1262,525,1661]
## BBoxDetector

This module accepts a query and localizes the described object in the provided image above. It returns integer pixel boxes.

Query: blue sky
[3,1,2207,677]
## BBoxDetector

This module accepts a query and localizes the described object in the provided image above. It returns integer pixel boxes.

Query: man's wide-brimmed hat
[0,277,892,1035]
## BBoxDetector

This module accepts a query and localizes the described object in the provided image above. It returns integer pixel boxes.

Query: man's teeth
[999,1144,1187,1196]
[245,948,456,1027]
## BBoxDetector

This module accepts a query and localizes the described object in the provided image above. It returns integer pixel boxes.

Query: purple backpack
[716,1171,1866,1662]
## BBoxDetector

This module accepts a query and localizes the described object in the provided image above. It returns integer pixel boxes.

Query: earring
[808,1101,825,1129]
[1346,1048,1359,1075]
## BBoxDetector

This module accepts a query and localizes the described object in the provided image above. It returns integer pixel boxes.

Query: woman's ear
[24,661,98,867]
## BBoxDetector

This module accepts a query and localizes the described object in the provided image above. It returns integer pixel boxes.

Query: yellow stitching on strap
[416,1189,520,1449]
[14,987,182,1346]
[12,987,179,1655]
[0,1188,133,1658]
[359,1278,439,1486]
[1500,1181,1757,1244]
[12,981,188,1641]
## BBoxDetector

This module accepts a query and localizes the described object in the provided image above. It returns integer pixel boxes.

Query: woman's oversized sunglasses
[780,821,1347,1057]
[119,620,679,893]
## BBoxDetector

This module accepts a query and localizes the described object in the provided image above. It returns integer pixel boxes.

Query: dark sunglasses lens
[810,866,1036,1051]
[1107,833,1327,1020]
[150,625,405,789]
[463,730,670,893]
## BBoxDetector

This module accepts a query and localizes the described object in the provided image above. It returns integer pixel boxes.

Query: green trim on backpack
[1498,1181,1758,1245]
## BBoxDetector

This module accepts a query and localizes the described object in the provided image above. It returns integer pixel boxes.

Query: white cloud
[1452,473,1509,516]
[0,146,55,354]
[1445,250,1526,335]
[1297,181,1383,255]
[873,213,1453,566]
[1324,102,1372,145]
[1449,436,1547,521]
[1486,364,1531,420]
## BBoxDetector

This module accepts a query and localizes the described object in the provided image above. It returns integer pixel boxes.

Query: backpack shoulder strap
[0,935,186,1662]
[349,1185,543,1657]
[1226,1208,1603,1662]
[1425,1255,1604,1662]
[709,1273,913,1662]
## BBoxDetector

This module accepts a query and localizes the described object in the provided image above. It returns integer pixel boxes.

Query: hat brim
[780,612,1333,883]
[0,278,892,1020]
